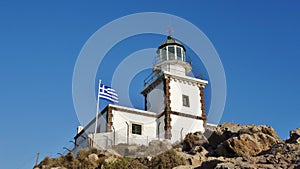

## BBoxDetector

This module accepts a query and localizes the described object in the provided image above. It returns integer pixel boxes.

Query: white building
[73,35,208,151]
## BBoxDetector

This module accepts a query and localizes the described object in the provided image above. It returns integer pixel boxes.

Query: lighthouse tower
[142,35,208,142]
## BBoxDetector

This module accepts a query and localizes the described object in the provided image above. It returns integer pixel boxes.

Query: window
[168,46,175,60]
[176,47,182,61]
[161,48,167,62]
[182,95,190,107]
[132,123,142,135]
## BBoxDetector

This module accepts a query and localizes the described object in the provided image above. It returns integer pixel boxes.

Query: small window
[182,95,190,107]
[132,123,142,135]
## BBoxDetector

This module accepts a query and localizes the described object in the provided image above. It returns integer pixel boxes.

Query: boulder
[173,165,194,169]
[125,145,138,155]
[214,162,236,169]
[175,151,202,166]
[105,148,122,157]
[161,139,172,150]
[87,153,98,162]
[183,132,208,152]
[203,124,217,139]
[211,123,280,157]
[104,156,118,164]
[286,128,300,143]
[149,140,161,146]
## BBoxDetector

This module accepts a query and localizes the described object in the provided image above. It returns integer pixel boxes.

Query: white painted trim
[163,71,208,85]
[108,104,157,116]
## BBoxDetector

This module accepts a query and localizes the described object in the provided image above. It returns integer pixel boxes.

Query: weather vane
[166,25,174,36]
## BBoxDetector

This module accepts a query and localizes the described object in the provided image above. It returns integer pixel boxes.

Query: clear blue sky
[0,1,299,168]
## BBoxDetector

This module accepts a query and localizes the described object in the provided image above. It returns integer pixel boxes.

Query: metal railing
[153,54,192,66]
[143,71,163,87]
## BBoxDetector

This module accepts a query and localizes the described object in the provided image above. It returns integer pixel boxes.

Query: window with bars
[132,123,142,135]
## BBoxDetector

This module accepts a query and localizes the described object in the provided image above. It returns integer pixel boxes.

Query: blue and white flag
[98,83,119,103]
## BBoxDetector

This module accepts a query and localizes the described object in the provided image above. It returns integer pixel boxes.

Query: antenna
[35,152,40,166]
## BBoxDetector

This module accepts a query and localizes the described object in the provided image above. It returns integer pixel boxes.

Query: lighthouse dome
[158,35,186,51]
[154,35,191,76]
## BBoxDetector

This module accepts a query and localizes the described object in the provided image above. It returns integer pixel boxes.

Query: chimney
[77,126,84,134]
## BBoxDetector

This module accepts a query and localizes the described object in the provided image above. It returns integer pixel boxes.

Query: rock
[175,146,210,167]
[175,151,203,166]
[173,165,194,169]
[204,124,217,139]
[161,139,172,150]
[143,140,172,156]
[88,153,98,162]
[104,156,118,164]
[188,156,201,166]
[125,145,138,155]
[105,148,122,157]
[149,140,161,147]
[197,159,224,169]
[215,162,236,169]
[183,132,208,152]
[34,123,300,169]
[212,123,280,157]
[286,128,300,143]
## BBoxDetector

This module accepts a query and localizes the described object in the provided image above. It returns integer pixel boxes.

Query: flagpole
[93,80,101,147]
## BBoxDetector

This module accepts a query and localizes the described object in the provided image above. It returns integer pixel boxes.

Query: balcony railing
[143,70,163,87]
[153,54,192,66]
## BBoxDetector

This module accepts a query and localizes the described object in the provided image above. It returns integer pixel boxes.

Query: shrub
[149,149,186,169]
[103,157,130,169]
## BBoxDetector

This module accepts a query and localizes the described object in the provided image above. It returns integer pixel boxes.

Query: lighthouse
[74,35,208,150]
[141,35,208,142]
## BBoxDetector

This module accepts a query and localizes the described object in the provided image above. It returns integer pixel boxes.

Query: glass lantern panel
[176,47,182,61]
[161,48,167,62]
[168,46,175,60]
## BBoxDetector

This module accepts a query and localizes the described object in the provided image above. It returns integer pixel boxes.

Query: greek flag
[98,83,119,103]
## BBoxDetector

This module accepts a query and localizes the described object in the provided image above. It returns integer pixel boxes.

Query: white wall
[74,110,108,152]
[170,114,204,143]
[157,115,165,139]
[112,109,157,145]
[169,79,202,116]
[146,82,165,114]
[98,112,107,132]
[161,64,186,76]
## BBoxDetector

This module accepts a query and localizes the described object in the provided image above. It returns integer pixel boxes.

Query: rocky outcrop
[35,123,300,169]
[183,132,208,153]
[209,122,280,157]
[194,123,300,169]
[286,127,300,143]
